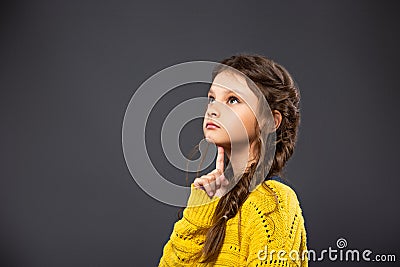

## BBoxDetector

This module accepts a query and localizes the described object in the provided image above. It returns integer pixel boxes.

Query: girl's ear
[273,110,282,130]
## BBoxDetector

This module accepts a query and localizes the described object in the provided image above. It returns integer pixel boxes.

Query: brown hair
[189,53,301,263]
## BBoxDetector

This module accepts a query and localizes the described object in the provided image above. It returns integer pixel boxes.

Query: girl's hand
[193,146,230,198]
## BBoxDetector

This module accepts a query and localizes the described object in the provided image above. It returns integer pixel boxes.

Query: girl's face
[203,71,260,148]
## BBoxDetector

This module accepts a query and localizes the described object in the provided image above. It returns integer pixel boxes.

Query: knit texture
[159,180,308,266]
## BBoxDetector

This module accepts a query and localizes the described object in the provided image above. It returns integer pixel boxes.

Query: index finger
[216,146,225,172]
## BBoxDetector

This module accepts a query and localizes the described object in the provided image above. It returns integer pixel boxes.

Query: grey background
[1,1,399,266]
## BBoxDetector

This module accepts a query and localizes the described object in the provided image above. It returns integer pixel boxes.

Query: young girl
[158,54,308,266]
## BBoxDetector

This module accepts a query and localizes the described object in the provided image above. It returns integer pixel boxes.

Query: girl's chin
[204,137,229,147]
[204,136,218,144]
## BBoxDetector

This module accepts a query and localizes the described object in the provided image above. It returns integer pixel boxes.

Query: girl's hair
[188,53,301,263]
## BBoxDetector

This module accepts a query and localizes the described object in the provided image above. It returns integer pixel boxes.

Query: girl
[159,54,308,266]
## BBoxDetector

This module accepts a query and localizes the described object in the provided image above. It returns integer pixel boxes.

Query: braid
[258,61,300,177]
[198,161,256,263]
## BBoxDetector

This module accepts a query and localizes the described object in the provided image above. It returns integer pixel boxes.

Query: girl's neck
[225,140,257,177]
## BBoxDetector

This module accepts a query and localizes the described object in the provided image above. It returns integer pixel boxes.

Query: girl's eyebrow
[210,88,254,103]
[208,87,234,95]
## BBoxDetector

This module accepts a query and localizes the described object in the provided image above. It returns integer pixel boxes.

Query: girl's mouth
[206,122,220,129]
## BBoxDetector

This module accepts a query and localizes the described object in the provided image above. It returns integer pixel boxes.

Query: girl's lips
[206,122,220,129]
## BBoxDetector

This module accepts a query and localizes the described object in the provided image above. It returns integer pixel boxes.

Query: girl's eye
[208,96,240,104]
[228,96,240,104]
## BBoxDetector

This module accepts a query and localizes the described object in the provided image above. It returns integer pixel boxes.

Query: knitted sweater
[158,178,308,266]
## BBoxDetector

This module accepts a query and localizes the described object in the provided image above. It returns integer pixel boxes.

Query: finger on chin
[220,176,229,186]
[215,175,221,188]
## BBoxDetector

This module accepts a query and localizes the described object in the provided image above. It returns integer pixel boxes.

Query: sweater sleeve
[158,184,220,266]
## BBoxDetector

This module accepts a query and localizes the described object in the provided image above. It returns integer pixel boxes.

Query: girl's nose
[207,105,219,117]
[209,110,217,117]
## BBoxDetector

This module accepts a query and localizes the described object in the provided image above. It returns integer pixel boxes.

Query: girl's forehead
[210,71,259,107]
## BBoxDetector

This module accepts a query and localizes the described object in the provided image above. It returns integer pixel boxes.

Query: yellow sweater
[159,179,308,266]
